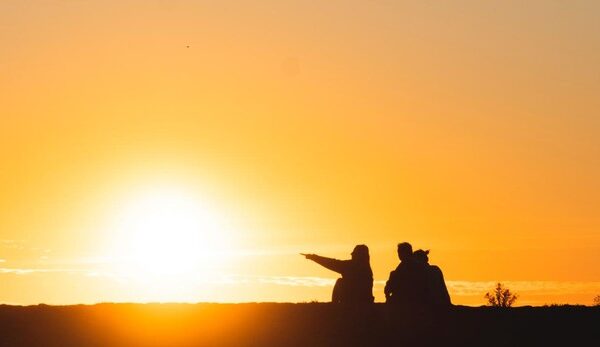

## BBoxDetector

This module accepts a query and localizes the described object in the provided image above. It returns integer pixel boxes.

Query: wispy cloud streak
[257,276,336,287]
[0,268,83,275]
[447,280,600,297]
[204,275,336,287]
[216,276,600,300]
[208,276,600,296]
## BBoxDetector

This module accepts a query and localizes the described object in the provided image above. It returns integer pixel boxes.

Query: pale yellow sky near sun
[1,0,599,306]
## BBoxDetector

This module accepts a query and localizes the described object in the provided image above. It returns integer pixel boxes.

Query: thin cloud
[0,239,25,250]
[209,275,335,287]
[190,275,600,296]
[2,266,599,303]
[0,267,83,275]
[447,280,600,297]
[257,276,336,287]
[0,239,51,254]
[216,276,600,299]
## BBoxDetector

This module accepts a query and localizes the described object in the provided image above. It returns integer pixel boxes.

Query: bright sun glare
[111,187,231,285]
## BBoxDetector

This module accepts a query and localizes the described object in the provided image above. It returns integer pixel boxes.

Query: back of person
[385,242,428,310]
[385,260,429,309]
[427,264,451,308]
[386,246,451,344]
[304,244,374,304]
[412,249,452,310]
[332,261,374,304]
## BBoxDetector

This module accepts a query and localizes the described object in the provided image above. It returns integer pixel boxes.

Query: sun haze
[1,1,599,306]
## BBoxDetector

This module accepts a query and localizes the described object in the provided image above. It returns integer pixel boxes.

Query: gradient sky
[1,0,599,306]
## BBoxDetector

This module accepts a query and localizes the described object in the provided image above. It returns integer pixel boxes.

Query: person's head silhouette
[397,242,413,262]
[413,249,430,264]
[351,244,370,263]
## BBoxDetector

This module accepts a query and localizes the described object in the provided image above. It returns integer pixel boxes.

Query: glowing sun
[112,187,231,282]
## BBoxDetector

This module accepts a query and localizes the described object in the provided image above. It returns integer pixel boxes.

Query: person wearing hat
[412,249,452,310]
[301,244,374,304]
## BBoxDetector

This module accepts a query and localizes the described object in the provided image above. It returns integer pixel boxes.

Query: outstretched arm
[301,253,348,274]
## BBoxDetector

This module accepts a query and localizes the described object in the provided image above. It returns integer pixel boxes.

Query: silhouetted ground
[0,303,598,346]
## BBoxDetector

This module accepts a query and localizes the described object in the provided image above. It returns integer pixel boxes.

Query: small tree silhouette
[593,295,600,306]
[484,282,518,307]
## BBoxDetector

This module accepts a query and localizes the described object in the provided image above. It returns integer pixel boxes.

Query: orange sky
[1,0,599,306]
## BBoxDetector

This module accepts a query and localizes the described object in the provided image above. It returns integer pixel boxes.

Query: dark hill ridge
[0,303,598,346]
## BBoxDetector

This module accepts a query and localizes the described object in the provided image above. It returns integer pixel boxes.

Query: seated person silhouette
[384,242,429,312]
[387,247,451,345]
[302,244,374,304]
[412,249,452,310]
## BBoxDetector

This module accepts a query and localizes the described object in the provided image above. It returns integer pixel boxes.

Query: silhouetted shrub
[593,295,600,306]
[484,283,518,307]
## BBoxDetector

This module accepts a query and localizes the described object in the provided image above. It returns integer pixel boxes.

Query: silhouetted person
[302,244,374,304]
[408,248,454,345]
[384,243,439,346]
[412,249,452,311]
[384,242,429,311]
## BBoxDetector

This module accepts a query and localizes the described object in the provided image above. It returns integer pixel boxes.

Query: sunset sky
[1,0,599,306]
